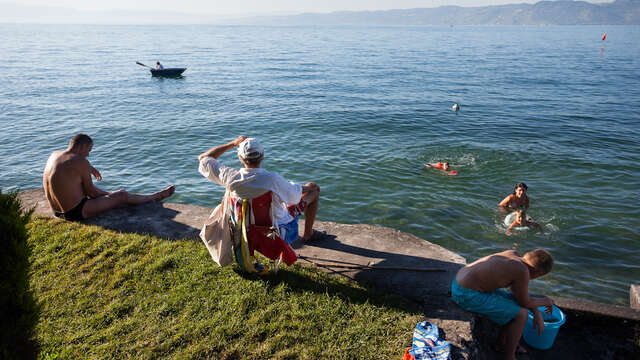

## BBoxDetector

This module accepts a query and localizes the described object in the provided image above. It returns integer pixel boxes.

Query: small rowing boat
[150,68,187,77]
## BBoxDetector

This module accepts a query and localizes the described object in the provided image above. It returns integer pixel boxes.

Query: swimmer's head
[156,61,160,65]
[443,162,450,171]
[514,182,528,197]
[514,209,527,224]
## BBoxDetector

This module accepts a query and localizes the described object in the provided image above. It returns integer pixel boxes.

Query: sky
[8,0,612,15]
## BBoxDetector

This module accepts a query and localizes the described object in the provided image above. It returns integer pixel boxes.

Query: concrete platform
[18,189,640,359]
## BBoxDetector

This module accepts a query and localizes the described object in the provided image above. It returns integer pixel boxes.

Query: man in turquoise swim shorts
[452,249,554,360]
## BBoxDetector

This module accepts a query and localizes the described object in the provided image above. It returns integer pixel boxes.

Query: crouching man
[452,249,554,360]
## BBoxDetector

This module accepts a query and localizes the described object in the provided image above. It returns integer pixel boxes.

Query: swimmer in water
[499,182,530,211]
[425,161,458,176]
[506,209,540,235]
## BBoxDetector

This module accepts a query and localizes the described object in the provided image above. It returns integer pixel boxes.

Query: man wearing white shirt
[198,136,320,246]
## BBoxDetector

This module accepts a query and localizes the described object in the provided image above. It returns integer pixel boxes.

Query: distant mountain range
[229,0,640,26]
[0,2,225,24]
[1,0,639,25]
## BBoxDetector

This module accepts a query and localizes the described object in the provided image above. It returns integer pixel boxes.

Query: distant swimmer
[425,161,458,176]
[452,103,460,112]
[156,61,164,70]
[506,209,540,235]
[499,182,530,211]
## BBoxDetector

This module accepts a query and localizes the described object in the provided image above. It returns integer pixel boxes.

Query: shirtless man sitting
[43,134,175,221]
[451,249,554,360]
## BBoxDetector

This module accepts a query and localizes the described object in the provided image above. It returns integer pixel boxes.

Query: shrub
[0,189,37,360]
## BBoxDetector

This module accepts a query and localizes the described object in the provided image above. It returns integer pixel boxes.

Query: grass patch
[28,217,422,359]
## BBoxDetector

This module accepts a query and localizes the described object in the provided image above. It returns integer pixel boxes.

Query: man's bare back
[452,249,554,360]
[456,250,528,293]
[43,134,175,221]
[43,150,93,213]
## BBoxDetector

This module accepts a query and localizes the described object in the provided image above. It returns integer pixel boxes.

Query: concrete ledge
[552,296,640,321]
[18,188,207,240]
[632,284,640,310]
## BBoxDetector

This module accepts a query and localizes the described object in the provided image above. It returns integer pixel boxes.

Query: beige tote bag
[200,191,233,266]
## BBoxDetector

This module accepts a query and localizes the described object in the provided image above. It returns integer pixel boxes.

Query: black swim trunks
[54,197,88,221]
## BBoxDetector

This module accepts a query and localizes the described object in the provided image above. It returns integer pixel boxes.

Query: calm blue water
[1,24,638,305]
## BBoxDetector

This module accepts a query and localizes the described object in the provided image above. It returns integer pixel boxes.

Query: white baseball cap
[237,138,264,159]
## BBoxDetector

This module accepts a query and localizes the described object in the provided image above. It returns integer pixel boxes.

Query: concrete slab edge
[552,296,640,322]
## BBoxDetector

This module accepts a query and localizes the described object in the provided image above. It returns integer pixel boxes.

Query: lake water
[1,24,638,305]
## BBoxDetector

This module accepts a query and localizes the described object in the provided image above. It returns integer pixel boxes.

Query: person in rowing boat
[43,134,175,221]
[198,136,321,245]
[156,61,164,70]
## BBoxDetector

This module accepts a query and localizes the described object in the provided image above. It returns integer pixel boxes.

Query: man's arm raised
[198,136,247,161]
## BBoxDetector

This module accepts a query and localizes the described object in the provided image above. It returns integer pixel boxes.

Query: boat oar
[136,61,153,69]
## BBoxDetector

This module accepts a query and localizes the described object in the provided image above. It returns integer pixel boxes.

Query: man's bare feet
[495,343,527,355]
[154,185,175,201]
[300,230,326,242]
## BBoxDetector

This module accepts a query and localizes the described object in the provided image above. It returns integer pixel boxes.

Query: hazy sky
[10,0,611,15]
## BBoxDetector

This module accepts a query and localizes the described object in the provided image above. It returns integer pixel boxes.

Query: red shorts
[287,198,308,218]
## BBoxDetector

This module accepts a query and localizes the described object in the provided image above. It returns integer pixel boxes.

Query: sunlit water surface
[1,24,639,305]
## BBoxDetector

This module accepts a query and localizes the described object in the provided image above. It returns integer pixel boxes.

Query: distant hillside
[227,0,640,25]
[1,0,639,25]
[0,2,222,24]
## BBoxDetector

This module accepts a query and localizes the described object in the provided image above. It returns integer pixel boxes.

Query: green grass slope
[28,218,422,359]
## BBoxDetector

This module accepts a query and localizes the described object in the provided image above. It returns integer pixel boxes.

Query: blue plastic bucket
[522,305,566,350]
